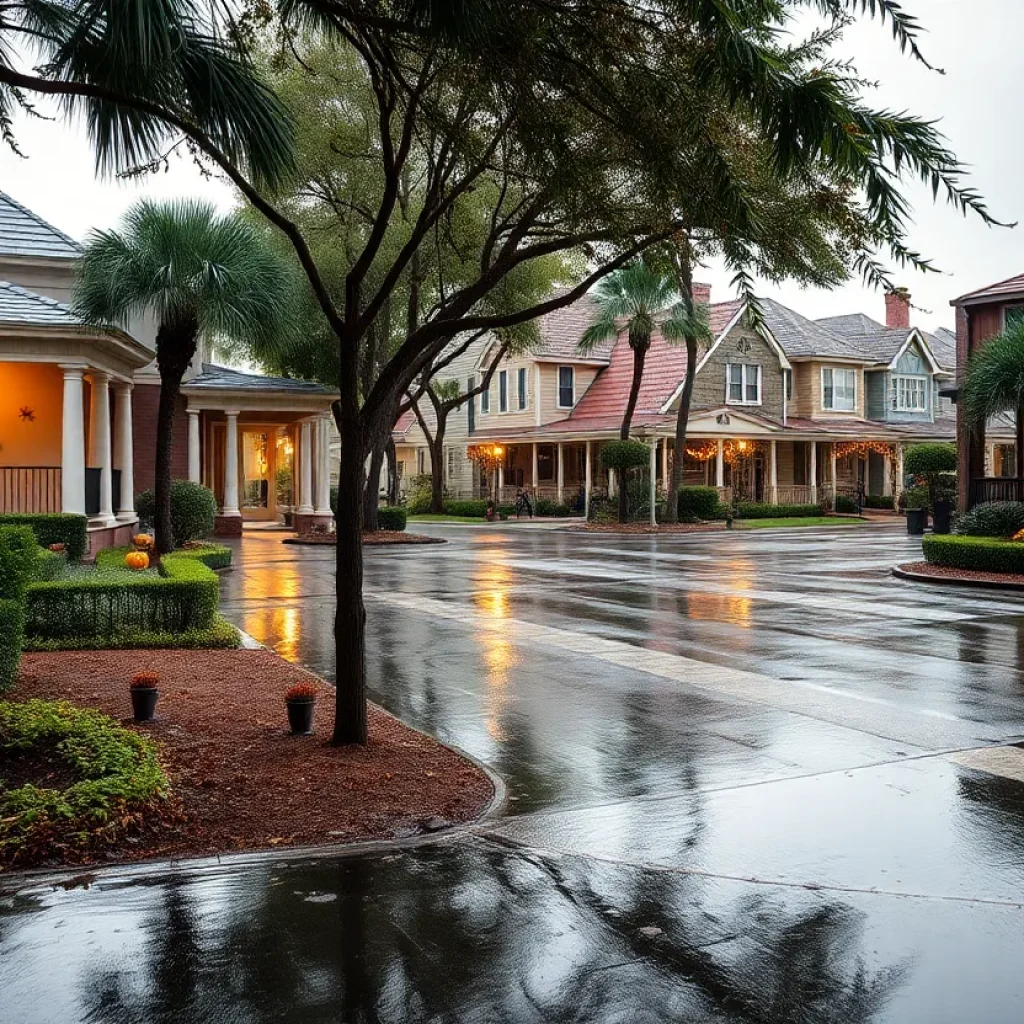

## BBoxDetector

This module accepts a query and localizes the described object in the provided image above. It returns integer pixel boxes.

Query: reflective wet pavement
[5,523,1024,1022]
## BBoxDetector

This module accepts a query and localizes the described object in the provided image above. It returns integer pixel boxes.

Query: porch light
[493,445,504,457]
[736,440,749,452]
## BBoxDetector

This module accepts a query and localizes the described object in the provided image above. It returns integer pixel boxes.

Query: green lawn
[733,516,867,530]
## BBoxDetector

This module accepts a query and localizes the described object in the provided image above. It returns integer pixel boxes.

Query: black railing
[970,477,1024,507]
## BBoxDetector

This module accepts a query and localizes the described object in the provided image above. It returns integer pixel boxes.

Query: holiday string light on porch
[467,443,506,471]
[723,439,764,464]
[833,440,896,460]
[684,441,718,462]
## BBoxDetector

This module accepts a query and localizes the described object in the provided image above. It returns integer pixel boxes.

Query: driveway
[4,523,1024,1023]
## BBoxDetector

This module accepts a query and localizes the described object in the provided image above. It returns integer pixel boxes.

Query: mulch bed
[6,649,493,869]
[565,522,726,534]
[896,561,1024,589]
[284,532,447,546]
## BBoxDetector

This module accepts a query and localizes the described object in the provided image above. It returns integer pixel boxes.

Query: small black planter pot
[932,499,952,535]
[906,508,927,536]
[286,698,316,735]
[131,687,159,722]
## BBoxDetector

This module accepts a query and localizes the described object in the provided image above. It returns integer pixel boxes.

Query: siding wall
[691,321,785,418]
[790,361,866,419]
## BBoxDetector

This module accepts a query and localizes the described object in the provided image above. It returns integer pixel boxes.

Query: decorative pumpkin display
[133,534,154,550]
[125,549,150,571]
[1013,529,1024,543]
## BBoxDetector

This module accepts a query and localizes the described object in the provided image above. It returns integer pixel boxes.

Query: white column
[769,438,778,505]
[497,459,505,497]
[297,419,313,513]
[87,371,116,526]
[532,442,539,493]
[222,410,241,516]
[895,445,905,503]
[556,442,564,502]
[315,417,332,514]
[882,454,893,497]
[60,365,86,515]
[661,438,669,493]
[985,442,995,477]
[830,443,838,504]
[715,439,725,489]
[809,441,818,503]
[584,440,592,518]
[649,439,657,526]
[113,381,135,521]
[188,410,201,484]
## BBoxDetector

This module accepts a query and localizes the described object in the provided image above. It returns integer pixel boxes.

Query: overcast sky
[1,0,1018,332]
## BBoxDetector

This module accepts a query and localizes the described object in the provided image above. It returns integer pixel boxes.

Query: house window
[417,448,426,475]
[517,367,527,410]
[894,375,927,411]
[467,375,476,433]
[822,367,857,412]
[446,447,457,483]
[480,383,490,414]
[558,366,575,408]
[498,370,508,413]
[726,363,761,405]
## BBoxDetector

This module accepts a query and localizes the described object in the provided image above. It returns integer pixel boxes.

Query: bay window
[822,367,857,412]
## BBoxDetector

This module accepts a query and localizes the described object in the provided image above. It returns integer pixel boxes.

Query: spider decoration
[19,407,35,422]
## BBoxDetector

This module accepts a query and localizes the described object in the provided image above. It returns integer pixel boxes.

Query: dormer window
[726,363,761,405]
[894,374,927,411]
[557,366,575,408]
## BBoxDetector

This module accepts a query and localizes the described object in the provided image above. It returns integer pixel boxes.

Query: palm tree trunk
[664,334,698,524]
[618,344,647,523]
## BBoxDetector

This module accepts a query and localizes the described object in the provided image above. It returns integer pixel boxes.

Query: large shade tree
[74,199,296,553]
[2,1,1004,745]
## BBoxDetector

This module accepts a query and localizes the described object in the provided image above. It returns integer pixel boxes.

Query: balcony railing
[970,477,1024,507]
[0,467,62,514]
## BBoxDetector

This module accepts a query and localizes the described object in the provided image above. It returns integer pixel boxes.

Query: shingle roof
[952,272,1024,307]
[816,311,951,370]
[923,328,955,372]
[0,279,80,327]
[187,363,338,395]
[761,299,866,359]
[0,192,81,260]
[816,312,885,338]
[531,293,615,363]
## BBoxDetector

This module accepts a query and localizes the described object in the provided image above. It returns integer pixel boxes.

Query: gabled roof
[817,312,885,338]
[0,192,81,260]
[761,300,866,360]
[186,363,338,395]
[0,279,80,327]
[814,311,949,371]
[952,272,1024,307]
[923,328,955,372]
[529,293,615,363]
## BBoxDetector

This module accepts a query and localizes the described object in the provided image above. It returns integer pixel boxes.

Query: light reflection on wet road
[5,522,1024,1023]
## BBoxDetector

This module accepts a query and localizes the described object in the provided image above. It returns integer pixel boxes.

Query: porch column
[649,439,657,526]
[60,365,86,515]
[498,459,504,497]
[556,442,564,502]
[584,441,592,518]
[661,439,669,492]
[112,381,135,521]
[188,410,201,483]
[985,442,995,477]
[532,442,539,493]
[315,416,332,514]
[297,419,313,513]
[830,443,838,504]
[715,439,725,489]
[222,410,241,517]
[87,370,116,526]
[809,441,818,503]
[609,468,617,497]
[883,453,893,497]
[769,438,778,505]
[895,444,905,504]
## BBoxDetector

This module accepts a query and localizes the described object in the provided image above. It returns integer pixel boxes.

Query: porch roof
[185,363,338,396]
[182,364,338,413]
[0,280,80,327]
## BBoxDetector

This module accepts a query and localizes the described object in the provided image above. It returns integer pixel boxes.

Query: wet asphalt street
[5,522,1024,1023]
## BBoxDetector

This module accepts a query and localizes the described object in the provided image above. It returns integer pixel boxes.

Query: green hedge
[734,502,823,519]
[23,615,239,652]
[678,486,721,520]
[0,598,23,693]
[377,506,408,532]
[864,495,895,510]
[136,480,217,545]
[25,550,219,643]
[0,513,87,561]
[95,543,232,572]
[534,498,571,517]
[922,534,1024,573]
[835,495,858,514]
[0,525,37,693]
[0,699,168,864]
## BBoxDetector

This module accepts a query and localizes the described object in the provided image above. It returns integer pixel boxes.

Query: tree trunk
[386,437,399,505]
[664,336,698,525]
[154,321,198,556]
[363,443,385,531]
[1017,403,1024,480]
[618,343,647,523]
[429,414,447,513]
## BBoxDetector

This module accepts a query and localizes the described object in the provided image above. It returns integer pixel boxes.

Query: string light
[833,440,896,459]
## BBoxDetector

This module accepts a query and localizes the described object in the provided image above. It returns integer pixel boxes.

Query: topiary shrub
[600,439,650,471]
[0,513,87,561]
[677,486,721,520]
[136,480,216,546]
[923,534,1024,574]
[955,501,1024,538]
[376,506,408,532]
[904,443,957,510]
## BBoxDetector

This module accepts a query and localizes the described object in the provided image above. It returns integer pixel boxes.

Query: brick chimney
[692,281,711,307]
[885,288,911,329]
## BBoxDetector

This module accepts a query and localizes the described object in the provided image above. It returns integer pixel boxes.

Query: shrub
[0,513,87,562]
[587,496,618,523]
[733,502,823,519]
[0,525,41,601]
[404,474,435,515]
[534,499,571,517]
[901,484,930,511]
[23,615,239,652]
[0,598,23,692]
[835,495,858,514]
[0,699,168,864]
[33,547,67,581]
[864,495,895,510]
[136,480,216,545]
[677,486,721,520]
[286,682,319,701]
[444,499,487,517]
[922,534,1024,574]
[955,501,1024,538]
[600,439,650,471]
[376,506,408,532]
[904,443,957,477]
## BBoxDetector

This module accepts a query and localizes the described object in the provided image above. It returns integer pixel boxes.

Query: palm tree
[74,199,295,554]
[580,262,700,522]
[962,319,1024,481]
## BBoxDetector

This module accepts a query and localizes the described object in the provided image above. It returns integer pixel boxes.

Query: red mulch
[284,532,446,546]
[567,522,725,534]
[898,561,1024,588]
[7,649,493,869]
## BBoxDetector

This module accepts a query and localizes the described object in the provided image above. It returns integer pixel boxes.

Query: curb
[892,565,1024,593]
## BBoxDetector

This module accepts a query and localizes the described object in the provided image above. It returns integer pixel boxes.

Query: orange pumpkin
[125,550,150,571]
[133,534,153,550]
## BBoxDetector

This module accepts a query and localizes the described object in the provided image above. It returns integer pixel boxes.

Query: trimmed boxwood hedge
[22,615,239,652]
[0,599,22,693]
[0,513,87,561]
[678,486,721,520]
[922,534,1024,574]
[0,699,168,864]
[733,502,823,519]
[864,495,895,510]
[95,543,232,572]
[0,525,38,693]
[377,506,408,532]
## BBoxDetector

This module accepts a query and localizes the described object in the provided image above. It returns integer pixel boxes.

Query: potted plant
[285,682,318,735]
[130,672,159,722]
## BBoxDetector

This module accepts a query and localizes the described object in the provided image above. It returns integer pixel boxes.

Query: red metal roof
[952,272,1024,307]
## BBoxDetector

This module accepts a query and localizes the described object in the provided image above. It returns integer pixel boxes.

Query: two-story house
[395,284,963,510]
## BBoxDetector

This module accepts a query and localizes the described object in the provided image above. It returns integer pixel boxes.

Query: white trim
[533,356,610,367]
[724,362,762,406]
[887,329,942,375]
[893,373,928,412]
[556,365,576,408]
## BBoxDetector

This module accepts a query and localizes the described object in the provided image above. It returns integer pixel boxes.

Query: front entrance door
[241,429,274,520]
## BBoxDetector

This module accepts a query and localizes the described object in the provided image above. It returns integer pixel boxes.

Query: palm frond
[962,323,1024,426]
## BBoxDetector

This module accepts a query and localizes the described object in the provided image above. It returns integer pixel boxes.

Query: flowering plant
[130,672,159,690]
[285,682,318,701]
